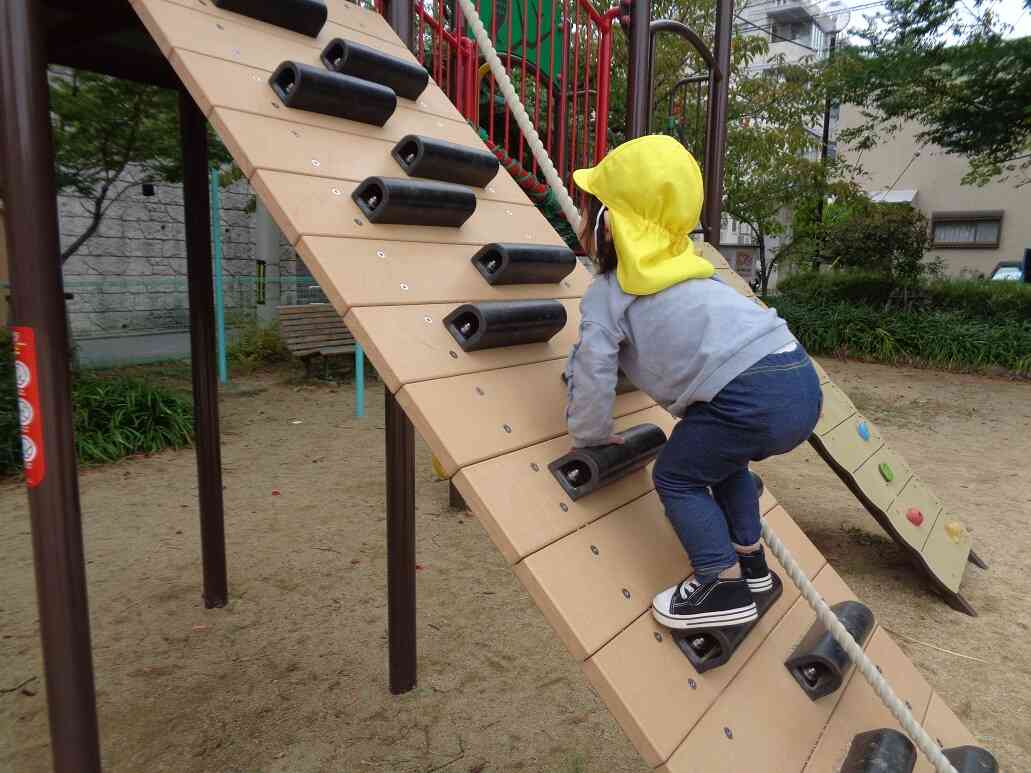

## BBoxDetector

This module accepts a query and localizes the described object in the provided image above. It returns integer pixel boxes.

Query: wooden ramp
[132,0,982,767]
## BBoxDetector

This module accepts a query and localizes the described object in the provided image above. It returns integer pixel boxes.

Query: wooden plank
[919,512,971,593]
[211,108,525,204]
[820,414,884,474]
[812,357,831,385]
[887,476,944,554]
[133,0,458,120]
[583,505,824,767]
[803,628,934,773]
[167,49,471,144]
[397,358,654,476]
[913,693,979,773]
[815,381,858,436]
[852,445,914,514]
[297,236,590,310]
[697,241,729,269]
[251,169,564,248]
[323,0,407,42]
[660,565,859,773]
[513,491,688,661]
[714,268,755,298]
[345,299,580,392]
[455,405,680,565]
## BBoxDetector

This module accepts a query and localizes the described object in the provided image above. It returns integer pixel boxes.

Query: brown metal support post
[702,0,734,244]
[387,0,415,53]
[178,90,228,609]
[0,2,102,770]
[385,386,417,694]
[626,0,653,138]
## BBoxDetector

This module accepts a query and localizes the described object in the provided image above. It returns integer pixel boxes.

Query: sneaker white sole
[651,602,759,630]
[747,574,774,593]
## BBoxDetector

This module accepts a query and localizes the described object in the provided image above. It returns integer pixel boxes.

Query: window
[769,20,813,44]
[931,211,1003,248]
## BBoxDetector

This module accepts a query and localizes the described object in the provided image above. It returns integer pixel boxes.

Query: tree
[832,0,1031,187]
[820,198,934,280]
[50,69,234,262]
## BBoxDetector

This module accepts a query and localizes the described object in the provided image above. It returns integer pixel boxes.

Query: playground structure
[0,0,994,771]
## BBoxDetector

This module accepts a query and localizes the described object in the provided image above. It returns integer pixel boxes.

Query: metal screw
[271,102,280,109]
[420,101,428,108]
[449,351,458,359]
[530,462,539,472]
[459,321,473,336]
[487,186,496,193]
[376,250,386,258]
[311,159,321,168]
[506,209,513,216]
[691,636,707,651]
[688,678,697,690]
[368,195,379,207]
[621,588,631,600]
[502,424,512,433]
[404,153,416,164]
[291,129,301,137]
[400,282,409,290]
[590,545,599,555]
[424,316,433,323]
[565,468,582,484]
[475,387,484,396]
[331,188,342,196]
[564,281,571,288]
[353,218,363,226]
[653,631,662,642]
[802,666,819,686]
[724,727,733,740]
[485,259,500,272]
[216,22,224,30]
[559,502,568,512]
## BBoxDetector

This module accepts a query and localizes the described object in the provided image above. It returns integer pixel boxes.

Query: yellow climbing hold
[431,455,448,481]
[945,521,965,544]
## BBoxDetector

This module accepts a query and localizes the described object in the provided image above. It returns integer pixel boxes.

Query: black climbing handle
[473,243,577,285]
[841,729,917,773]
[392,135,500,188]
[321,38,430,100]
[785,600,875,700]
[548,424,667,501]
[352,177,477,227]
[269,62,396,126]
[443,300,567,352]
[943,745,999,773]
[215,0,327,37]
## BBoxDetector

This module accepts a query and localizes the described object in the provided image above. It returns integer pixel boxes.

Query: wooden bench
[278,303,357,378]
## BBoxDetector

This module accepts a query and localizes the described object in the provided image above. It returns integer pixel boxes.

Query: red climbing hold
[906,508,924,527]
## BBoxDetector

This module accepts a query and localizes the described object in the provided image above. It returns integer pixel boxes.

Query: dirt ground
[1,358,1029,773]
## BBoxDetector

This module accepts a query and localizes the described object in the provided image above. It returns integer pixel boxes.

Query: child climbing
[564,135,822,631]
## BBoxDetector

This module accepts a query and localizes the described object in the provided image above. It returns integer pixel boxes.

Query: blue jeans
[652,346,822,582]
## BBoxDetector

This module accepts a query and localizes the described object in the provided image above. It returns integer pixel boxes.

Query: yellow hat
[573,135,714,295]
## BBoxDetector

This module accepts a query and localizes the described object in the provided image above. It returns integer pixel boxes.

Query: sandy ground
[1,358,1029,773]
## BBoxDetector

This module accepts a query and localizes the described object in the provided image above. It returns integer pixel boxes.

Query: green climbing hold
[879,463,894,482]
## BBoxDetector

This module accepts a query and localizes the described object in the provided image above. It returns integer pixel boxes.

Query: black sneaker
[652,576,757,630]
[737,545,774,594]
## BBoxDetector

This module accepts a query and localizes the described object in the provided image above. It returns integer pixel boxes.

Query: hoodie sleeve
[565,318,623,448]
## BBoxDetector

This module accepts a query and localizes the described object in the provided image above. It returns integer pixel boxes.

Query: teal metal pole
[209,169,228,383]
[355,343,365,418]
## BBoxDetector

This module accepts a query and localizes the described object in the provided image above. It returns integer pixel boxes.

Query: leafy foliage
[771,296,1031,376]
[832,0,1031,187]
[819,199,933,279]
[227,316,293,374]
[50,69,235,261]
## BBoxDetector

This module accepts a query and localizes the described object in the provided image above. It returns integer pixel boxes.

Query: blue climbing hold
[857,421,871,442]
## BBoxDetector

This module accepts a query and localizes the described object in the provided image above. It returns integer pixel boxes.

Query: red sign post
[12,326,45,487]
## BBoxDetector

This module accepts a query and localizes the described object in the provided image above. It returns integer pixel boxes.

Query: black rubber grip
[443,300,567,352]
[561,369,637,395]
[392,135,500,188]
[943,745,999,773]
[269,62,396,126]
[841,729,917,773]
[548,424,667,501]
[472,243,577,285]
[785,600,875,700]
[321,38,429,100]
[215,0,327,37]
[352,177,476,227]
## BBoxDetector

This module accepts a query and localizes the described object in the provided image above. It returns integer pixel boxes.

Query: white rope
[447,9,958,769]
[761,519,958,773]
[453,0,583,233]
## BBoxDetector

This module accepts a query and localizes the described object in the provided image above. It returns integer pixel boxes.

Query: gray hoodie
[564,273,796,446]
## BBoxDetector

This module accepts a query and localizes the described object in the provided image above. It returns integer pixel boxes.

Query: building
[836,106,1031,277]
[716,0,847,282]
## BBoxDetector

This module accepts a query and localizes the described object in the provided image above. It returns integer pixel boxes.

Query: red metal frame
[399,0,615,201]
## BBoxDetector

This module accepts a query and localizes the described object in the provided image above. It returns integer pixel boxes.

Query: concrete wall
[837,107,1031,277]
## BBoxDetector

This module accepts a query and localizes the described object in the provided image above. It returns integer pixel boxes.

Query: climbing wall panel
[131,1,984,770]
[698,248,976,605]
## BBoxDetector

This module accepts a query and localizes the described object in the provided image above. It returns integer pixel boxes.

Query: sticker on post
[12,328,46,488]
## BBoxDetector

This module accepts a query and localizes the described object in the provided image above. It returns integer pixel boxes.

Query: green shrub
[777,271,1031,323]
[228,317,292,373]
[771,297,1031,376]
[71,376,194,465]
